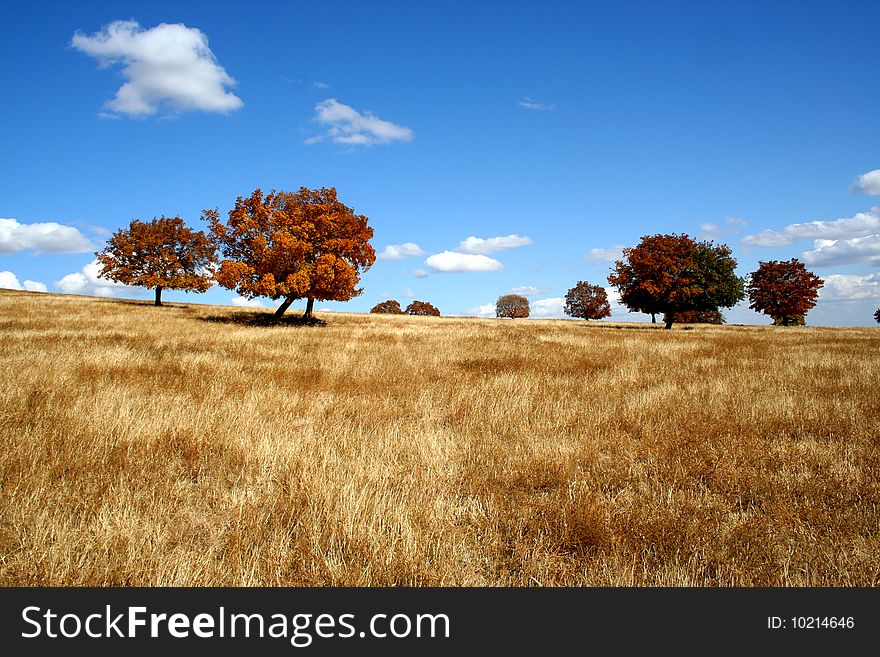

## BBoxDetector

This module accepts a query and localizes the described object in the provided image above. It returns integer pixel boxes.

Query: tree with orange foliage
[96,216,216,306]
[662,309,725,324]
[608,234,743,329]
[371,300,403,314]
[747,259,823,326]
[564,281,611,320]
[496,294,530,318]
[405,300,440,316]
[206,187,376,320]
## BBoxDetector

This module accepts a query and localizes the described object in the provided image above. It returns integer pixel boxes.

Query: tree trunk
[664,312,674,330]
[154,286,163,306]
[274,295,295,319]
[651,313,656,324]
[303,297,315,320]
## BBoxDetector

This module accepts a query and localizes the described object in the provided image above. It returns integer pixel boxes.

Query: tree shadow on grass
[200,311,327,328]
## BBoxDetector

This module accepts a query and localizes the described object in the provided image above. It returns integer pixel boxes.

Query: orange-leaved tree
[96,216,217,306]
[564,281,611,320]
[405,300,440,316]
[747,259,823,326]
[608,234,744,329]
[496,294,530,318]
[371,300,403,314]
[662,309,725,324]
[206,187,376,320]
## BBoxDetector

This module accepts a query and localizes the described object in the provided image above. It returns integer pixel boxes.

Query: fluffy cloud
[230,296,266,307]
[424,251,503,273]
[55,260,141,297]
[0,271,48,292]
[0,218,94,254]
[377,242,425,260]
[71,20,243,117]
[307,99,413,146]
[585,245,624,264]
[742,208,880,247]
[530,297,565,318]
[467,303,496,317]
[518,97,555,111]
[803,235,880,267]
[851,169,880,196]
[698,216,748,241]
[818,273,880,301]
[511,285,550,296]
[456,235,532,254]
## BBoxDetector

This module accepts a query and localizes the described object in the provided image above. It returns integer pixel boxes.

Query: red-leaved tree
[747,259,823,326]
[564,281,611,320]
[371,300,403,314]
[405,300,440,316]
[608,234,744,329]
[206,188,375,320]
[96,216,216,306]
[496,294,530,318]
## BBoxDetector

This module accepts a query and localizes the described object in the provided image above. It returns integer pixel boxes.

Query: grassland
[1,289,878,586]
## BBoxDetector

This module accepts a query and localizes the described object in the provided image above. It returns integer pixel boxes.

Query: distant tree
[405,300,440,316]
[747,259,823,326]
[663,309,725,324]
[874,308,880,324]
[371,300,403,314]
[96,216,216,306]
[564,281,611,320]
[608,233,744,329]
[206,187,375,320]
[496,294,530,318]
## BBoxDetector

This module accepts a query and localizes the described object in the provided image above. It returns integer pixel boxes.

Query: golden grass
[1,288,878,586]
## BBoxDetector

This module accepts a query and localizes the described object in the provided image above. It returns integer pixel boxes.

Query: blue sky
[2,0,879,325]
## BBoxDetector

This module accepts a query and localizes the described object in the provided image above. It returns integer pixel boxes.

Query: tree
[564,281,611,320]
[496,294,530,318]
[747,259,823,326]
[875,308,880,324]
[206,187,375,320]
[405,300,440,316]
[663,309,725,324]
[95,216,216,306]
[608,233,744,329]
[371,300,403,314]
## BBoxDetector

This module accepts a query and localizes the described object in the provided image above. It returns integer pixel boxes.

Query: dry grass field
[1,288,878,586]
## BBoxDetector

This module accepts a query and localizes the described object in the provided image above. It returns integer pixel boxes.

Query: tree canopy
[405,300,440,316]
[371,300,403,314]
[205,187,375,319]
[95,216,216,306]
[663,309,725,324]
[496,294,530,318]
[608,233,744,329]
[747,259,823,326]
[564,281,611,320]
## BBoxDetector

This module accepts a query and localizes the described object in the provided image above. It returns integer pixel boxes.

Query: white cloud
[803,234,880,267]
[307,99,413,146]
[818,273,880,301]
[0,218,94,254]
[401,288,415,299]
[413,269,429,278]
[0,271,44,291]
[456,235,532,254]
[742,207,880,247]
[851,169,880,196]
[530,297,565,318]
[424,251,503,273]
[511,285,550,296]
[699,217,748,241]
[71,20,243,117]
[585,245,624,264]
[467,303,496,317]
[377,242,425,260]
[518,97,555,111]
[55,260,141,297]
[230,296,265,307]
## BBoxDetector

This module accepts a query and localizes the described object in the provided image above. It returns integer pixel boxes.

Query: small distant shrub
[405,300,440,316]
[370,300,403,314]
